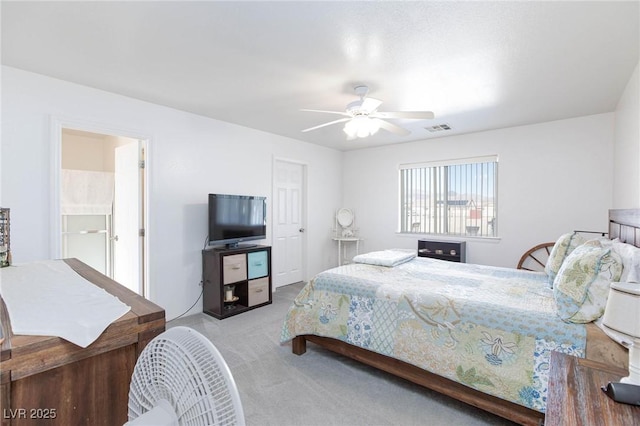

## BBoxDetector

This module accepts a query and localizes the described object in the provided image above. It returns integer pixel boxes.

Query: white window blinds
[399,156,498,237]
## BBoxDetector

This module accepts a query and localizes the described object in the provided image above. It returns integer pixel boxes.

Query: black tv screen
[208,194,266,248]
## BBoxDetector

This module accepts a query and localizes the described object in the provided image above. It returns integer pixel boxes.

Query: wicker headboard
[609,209,640,248]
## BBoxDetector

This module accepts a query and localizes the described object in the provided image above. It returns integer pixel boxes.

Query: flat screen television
[208,194,266,248]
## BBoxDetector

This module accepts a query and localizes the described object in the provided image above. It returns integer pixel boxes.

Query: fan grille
[128,327,244,426]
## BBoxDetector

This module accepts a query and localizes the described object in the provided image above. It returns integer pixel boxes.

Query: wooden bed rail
[292,335,544,426]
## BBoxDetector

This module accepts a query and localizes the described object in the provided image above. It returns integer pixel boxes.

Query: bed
[281,209,639,425]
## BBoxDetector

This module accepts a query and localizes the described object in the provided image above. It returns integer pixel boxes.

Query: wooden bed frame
[291,209,640,426]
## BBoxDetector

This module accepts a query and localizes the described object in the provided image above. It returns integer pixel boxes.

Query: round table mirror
[337,208,354,228]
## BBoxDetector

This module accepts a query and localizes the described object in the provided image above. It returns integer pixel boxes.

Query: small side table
[546,351,640,425]
[333,237,361,266]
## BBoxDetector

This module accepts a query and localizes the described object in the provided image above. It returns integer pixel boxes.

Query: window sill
[396,232,502,243]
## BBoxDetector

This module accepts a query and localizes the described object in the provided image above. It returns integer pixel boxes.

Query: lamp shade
[602,282,640,338]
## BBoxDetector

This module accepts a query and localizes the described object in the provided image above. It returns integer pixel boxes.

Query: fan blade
[373,111,435,120]
[301,109,351,117]
[361,97,383,113]
[302,117,351,133]
[375,118,411,136]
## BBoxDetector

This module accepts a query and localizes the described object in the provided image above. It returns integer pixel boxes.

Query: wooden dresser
[0,259,165,426]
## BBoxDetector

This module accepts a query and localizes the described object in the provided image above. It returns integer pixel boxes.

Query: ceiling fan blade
[375,118,411,136]
[302,117,351,133]
[301,108,351,117]
[373,111,435,120]
[361,97,383,113]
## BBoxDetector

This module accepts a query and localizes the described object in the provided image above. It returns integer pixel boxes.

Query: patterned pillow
[545,232,587,283]
[582,237,613,248]
[553,244,623,323]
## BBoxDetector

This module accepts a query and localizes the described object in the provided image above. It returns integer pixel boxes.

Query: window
[399,156,498,237]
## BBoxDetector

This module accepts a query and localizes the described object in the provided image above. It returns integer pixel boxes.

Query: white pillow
[611,241,640,283]
[353,249,416,267]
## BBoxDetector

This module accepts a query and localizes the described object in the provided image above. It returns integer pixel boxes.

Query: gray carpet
[169,282,517,426]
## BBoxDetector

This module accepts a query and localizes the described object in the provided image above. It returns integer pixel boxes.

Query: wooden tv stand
[202,245,272,319]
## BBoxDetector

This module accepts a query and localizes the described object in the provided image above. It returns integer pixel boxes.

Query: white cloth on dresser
[0,260,130,347]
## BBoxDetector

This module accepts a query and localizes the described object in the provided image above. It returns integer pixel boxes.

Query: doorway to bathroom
[57,127,147,296]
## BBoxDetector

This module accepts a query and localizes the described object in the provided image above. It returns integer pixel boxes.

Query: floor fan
[124,326,245,426]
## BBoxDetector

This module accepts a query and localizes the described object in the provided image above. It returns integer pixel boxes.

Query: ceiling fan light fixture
[343,116,380,139]
[367,117,381,135]
[303,84,433,139]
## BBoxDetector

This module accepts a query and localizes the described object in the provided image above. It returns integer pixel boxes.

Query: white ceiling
[2,1,639,151]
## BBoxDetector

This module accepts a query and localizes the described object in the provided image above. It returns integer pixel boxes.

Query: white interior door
[273,160,305,288]
[114,141,141,294]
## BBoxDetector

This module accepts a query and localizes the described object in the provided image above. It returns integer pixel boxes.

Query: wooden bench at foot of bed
[292,334,544,426]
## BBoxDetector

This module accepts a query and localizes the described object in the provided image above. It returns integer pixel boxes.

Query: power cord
[168,235,209,323]
[169,287,203,323]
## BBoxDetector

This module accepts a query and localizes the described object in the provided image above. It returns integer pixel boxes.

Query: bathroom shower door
[60,167,115,276]
[61,214,111,275]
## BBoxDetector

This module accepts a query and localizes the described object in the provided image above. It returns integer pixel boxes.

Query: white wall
[343,114,615,268]
[3,63,636,317]
[1,66,343,320]
[613,62,640,208]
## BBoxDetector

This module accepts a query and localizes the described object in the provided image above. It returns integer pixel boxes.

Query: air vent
[425,124,452,132]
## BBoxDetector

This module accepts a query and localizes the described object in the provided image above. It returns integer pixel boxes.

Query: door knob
[299,228,305,233]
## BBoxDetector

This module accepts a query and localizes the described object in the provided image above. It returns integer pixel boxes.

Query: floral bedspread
[280,257,586,413]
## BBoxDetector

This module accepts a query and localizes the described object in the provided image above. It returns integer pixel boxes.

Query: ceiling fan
[301,85,435,140]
